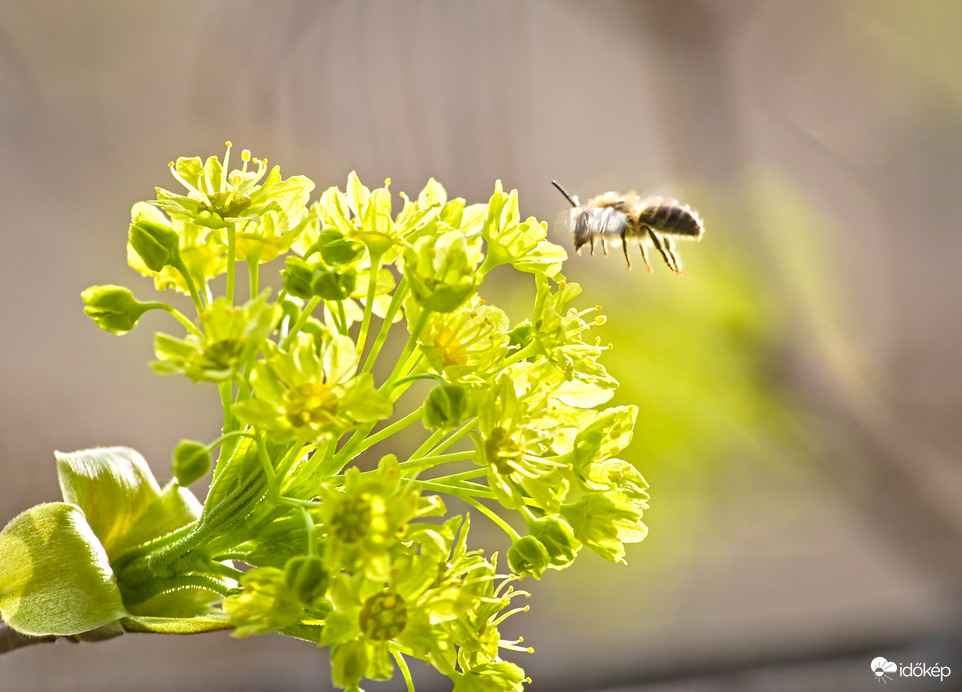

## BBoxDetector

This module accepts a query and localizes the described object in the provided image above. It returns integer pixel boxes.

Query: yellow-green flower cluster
[5,147,656,692]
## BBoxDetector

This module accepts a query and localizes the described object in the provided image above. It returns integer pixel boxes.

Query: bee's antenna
[551,180,579,208]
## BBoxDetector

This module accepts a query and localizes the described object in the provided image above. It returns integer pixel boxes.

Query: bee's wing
[572,207,628,250]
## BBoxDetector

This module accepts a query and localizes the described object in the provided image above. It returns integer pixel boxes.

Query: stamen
[168,161,210,205]
[252,156,268,184]
[493,607,530,628]
[222,141,233,184]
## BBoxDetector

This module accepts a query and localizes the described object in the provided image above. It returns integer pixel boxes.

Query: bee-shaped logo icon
[552,180,704,272]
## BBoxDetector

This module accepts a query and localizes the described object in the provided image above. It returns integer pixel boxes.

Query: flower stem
[502,341,540,368]
[391,647,416,692]
[248,259,259,299]
[380,308,430,393]
[417,466,486,483]
[355,259,380,356]
[395,450,475,476]
[226,222,236,304]
[353,405,424,455]
[217,381,239,464]
[361,277,408,375]
[409,416,478,460]
[173,259,205,314]
[276,442,315,485]
[460,494,521,541]
[281,296,321,349]
[153,303,204,338]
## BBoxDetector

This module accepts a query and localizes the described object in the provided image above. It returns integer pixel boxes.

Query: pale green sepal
[56,447,162,559]
[121,613,233,634]
[0,503,128,636]
[109,481,202,560]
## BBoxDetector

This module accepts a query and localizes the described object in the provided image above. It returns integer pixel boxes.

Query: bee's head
[572,209,592,251]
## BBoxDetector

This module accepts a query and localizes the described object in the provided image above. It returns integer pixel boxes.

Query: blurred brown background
[2,1,961,690]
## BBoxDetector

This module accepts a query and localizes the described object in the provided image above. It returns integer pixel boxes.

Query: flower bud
[128,217,181,272]
[81,285,151,334]
[282,256,315,299]
[284,555,329,607]
[310,266,357,301]
[528,515,581,570]
[282,257,357,301]
[314,227,364,266]
[423,382,472,430]
[171,440,211,486]
[507,535,551,579]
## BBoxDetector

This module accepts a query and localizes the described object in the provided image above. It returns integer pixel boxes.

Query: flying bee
[552,180,704,272]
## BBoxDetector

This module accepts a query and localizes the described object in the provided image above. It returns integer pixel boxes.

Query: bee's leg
[601,235,608,255]
[645,226,681,273]
[589,234,595,256]
[663,237,684,274]
[638,238,653,272]
[620,227,633,269]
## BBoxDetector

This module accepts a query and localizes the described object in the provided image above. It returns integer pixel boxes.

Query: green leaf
[0,503,127,636]
[56,447,163,559]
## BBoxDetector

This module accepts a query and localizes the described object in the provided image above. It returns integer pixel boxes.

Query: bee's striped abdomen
[636,199,703,238]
